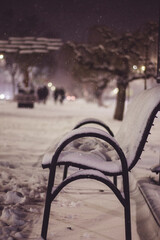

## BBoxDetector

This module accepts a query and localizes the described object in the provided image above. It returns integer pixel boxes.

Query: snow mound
[0,207,25,226]
[4,191,26,205]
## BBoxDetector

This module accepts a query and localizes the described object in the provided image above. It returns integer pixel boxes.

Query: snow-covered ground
[0,95,160,240]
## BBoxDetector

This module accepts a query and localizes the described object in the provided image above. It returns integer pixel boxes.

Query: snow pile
[0,167,47,239]
[1,207,25,226]
[0,98,115,239]
[4,191,26,205]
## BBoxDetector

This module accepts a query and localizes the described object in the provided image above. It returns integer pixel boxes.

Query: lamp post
[0,54,5,67]
[157,6,160,83]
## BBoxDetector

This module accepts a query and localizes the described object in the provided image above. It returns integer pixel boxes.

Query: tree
[63,23,158,120]
[134,22,158,89]
[113,22,158,120]
[61,41,112,105]
[112,32,142,120]
[5,59,19,98]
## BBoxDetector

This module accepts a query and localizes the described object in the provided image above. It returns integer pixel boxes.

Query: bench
[41,86,160,240]
[151,164,160,185]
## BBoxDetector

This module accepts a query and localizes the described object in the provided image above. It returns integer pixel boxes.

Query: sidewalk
[30,168,140,240]
[30,168,160,240]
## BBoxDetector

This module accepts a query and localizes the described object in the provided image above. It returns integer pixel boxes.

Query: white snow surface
[0,88,160,239]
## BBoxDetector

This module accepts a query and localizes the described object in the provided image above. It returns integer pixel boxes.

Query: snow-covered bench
[41,86,160,240]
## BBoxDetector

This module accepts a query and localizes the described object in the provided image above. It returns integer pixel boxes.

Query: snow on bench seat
[57,151,121,173]
[42,126,123,174]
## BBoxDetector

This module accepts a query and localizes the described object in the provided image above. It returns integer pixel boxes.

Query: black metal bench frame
[41,86,160,240]
[41,129,131,240]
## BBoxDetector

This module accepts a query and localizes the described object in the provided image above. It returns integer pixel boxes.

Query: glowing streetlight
[141,65,146,72]
[0,54,4,60]
[0,54,5,67]
[111,88,119,95]
[47,82,52,88]
[51,86,56,91]
[133,65,137,70]
[0,93,5,100]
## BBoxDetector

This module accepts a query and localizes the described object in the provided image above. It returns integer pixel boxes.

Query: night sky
[0,0,159,42]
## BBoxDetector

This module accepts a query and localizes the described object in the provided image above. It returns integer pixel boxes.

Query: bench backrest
[115,86,160,170]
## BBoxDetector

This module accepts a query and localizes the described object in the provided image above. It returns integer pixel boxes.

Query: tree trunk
[114,82,127,121]
[12,75,16,99]
[23,67,29,87]
[21,63,29,87]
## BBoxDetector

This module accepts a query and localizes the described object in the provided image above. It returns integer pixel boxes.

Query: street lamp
[141,65,146,72]
[0,54,5,67]
[157,6,160,83]
[47,82,53,88]
[51,86,56,91]
[0,54,4,59]
[133,65,137,70]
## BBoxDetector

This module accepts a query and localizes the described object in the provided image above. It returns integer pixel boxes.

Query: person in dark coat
[37,85,49,104]
[53,88,65,104]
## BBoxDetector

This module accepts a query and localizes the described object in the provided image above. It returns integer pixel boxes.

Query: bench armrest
[43,127,128,173]
[73,118,114,136]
